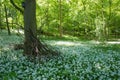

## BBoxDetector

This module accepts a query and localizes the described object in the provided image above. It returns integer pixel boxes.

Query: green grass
[0,31,120,80]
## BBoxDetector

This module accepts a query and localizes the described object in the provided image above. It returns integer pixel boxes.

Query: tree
[58,0,63,37]
[0,1,2,29]
[4,4,11,35]
[10,0,59,57]
[23,0,37,55]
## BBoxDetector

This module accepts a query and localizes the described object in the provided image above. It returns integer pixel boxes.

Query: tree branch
[10,0,23,14]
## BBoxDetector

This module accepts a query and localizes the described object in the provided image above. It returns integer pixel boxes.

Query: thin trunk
[12,16,14,29]
[0,6,1,28]
[108,0,112,39]
[46,9,49,28]
[101,0,106,41]
[109,0,112,21]
[4,4,11,35]
[82,0,87,37]
[0,2,1,28]
[46,1,49,28]
[44,7,49,31]
[11,12,15,29]
[59,0,62,37]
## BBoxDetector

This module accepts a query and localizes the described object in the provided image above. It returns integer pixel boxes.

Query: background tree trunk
[59,0,62,37]
[4,4,11,35]
[0,2,1,28]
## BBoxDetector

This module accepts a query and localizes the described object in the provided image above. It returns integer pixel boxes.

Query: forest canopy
[0,0,120,40]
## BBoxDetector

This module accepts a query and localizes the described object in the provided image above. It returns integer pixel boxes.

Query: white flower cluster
[0,32,120,80]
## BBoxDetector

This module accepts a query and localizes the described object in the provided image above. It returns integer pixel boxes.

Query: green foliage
[0,31,120,79]
[1,0,120,40]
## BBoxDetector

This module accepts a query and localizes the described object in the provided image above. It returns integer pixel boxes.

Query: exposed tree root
[30,29,60,57]
[14,38,61,59]
[28,37,60,57]
[14,28,61,59]
[14,40,60,57]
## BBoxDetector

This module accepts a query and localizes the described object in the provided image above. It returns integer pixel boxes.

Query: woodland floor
[0,30,120,80]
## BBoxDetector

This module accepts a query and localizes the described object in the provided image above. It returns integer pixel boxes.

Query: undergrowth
[0,31,120,80]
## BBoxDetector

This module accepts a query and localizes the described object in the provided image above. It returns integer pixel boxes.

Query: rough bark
[24,0,37,56]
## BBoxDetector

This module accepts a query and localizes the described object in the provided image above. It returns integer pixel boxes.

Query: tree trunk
[0,2,1,28]
[0,6,1,29]
[59,0,62,37]
[24,0,37,55]
[82,0,87,38]
[4,4,11,35]
[10,0,60,57]
[101,0,106,41]
[108,0,112,39]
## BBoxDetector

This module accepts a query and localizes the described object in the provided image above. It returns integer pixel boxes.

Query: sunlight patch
[107,41,120,44]
[54,41,82,46]
[90,40,120,44]
[12,29,24,34]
